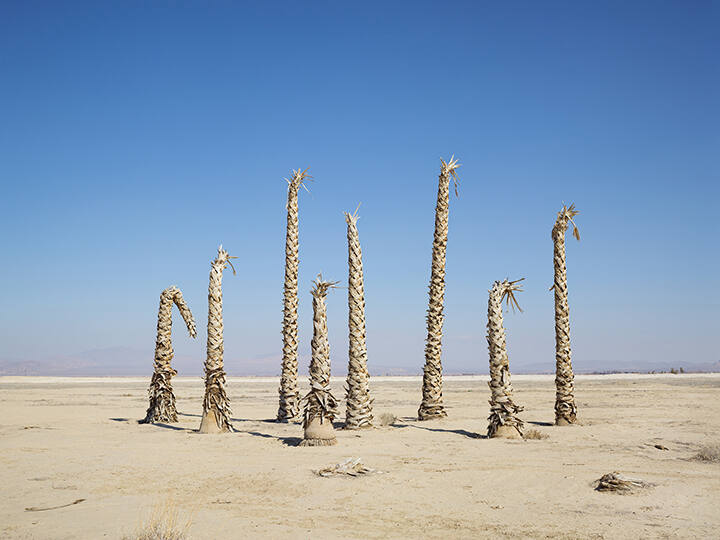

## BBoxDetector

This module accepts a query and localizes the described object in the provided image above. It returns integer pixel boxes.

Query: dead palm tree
[487,279,524,439]
[198,246,236,434]
[141,286,197,424]
[419,156,460,420]
[277,168,311,422]
[344,206,373,429]
[300,275,339,446]
[552,204,580,425]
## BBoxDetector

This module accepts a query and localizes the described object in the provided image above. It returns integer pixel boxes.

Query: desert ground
[1,374,718,539]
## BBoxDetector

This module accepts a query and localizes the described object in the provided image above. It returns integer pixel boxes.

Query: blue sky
[0,1,717,375]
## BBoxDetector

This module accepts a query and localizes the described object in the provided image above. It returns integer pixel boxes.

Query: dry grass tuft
[523,429,549,440]
[377,412,398,426]
[693,444,720,463]
[124,501,192,540]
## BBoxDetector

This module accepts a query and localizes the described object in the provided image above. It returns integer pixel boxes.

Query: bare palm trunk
[278,168,311,422]
[300,276,339,446]
[419,156,460,420]
[199,246,236,434]
[487,279,524,439]
[141,286,197,424]
[344,208,373,429]
[553,204,580,425]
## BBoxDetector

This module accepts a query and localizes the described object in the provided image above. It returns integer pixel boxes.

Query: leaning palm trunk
[418,156,460,420]
[141,286,197,424]
[277,168,311,422]
[300,276,339,446]
[344,208,373,429]
[552,204,580,426]
[487,279,524,439]
[199,246,236,434]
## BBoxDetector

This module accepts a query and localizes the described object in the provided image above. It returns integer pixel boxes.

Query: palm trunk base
[418,404,447,421]
[301,416,336,446]
[140,383,177,424]
[491,424,523,439]
[198,409,230,434]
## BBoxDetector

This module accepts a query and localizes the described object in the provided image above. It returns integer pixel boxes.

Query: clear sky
[0,1,717,375]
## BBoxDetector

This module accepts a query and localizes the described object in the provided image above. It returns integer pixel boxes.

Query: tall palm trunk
[419,156,460,420]
[278,168,311,422]
[487,279,524,439]
[199,246,236,434]
[344,208,373,429]
[300,276,339,446]
[552,204,580,425]
[141,286,197,424]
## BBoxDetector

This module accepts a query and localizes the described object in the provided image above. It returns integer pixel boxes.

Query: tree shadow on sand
[405,424,486,439]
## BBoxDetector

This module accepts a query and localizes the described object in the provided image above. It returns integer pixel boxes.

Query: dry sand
[1,374,718,539]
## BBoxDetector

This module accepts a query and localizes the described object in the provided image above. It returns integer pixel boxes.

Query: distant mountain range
[1,347,718,376]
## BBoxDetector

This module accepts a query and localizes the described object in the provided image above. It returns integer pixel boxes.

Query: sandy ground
[1,374,718,539]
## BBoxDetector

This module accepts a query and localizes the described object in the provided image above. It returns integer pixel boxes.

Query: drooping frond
[556,203,580,241]
[500,278,525,313]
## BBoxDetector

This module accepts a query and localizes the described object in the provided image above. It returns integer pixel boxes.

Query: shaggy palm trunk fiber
[141,286,197,424]
[487,279,524,439]
[344,208,373,429]
[300,276,339,446]
[277,168,311,422]
[552,204,580,426]
[419,156,460,420]
[199,246,236,434]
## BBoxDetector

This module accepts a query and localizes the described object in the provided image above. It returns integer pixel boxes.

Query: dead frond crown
[311,273,340,298]
[440,154,461,196]
[556,203,580,241]
[498,278,525,313]
[214,244,238,275]
[344,203,361,225]
[285,167,313,194]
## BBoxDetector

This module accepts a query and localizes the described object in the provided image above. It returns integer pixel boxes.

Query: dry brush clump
[552,203,580,425]
[419,155,460,421]
[344,207,373,429]
[278,168,311,422]
[693,444,720,463]
[523,428,549,440]
[141,286,197,424]
[198,246,236,434]
[300,275,340,446]
[377,412,398,426]
[486,279,524,439]
[123,501,192,540]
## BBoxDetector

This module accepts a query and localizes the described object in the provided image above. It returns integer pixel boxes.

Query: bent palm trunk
[344,208,373,429]
[278,168,311,422]
[141,286,197,424]
[419,156,460,420]
[552,204,580,425]
[300,276,339,446]
[199,246,236,433]
[487,279,524,439]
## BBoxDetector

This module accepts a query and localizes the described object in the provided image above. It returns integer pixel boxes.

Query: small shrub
[523,429,549,440]
[124,501,191,540]
[377,412,398,426]
[693,444,720,463]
